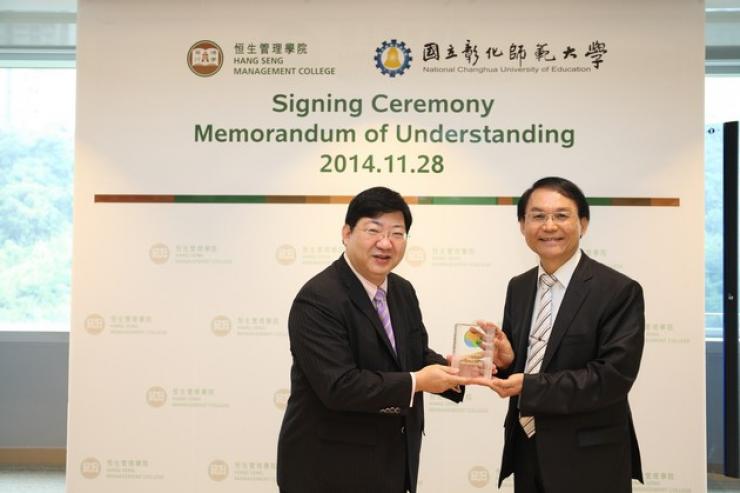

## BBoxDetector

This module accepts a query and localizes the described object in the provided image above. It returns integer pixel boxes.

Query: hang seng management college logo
[375,39,412,77]
[188,40,223,77]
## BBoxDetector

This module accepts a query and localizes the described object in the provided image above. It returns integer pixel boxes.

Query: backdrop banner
[68,1,705,491]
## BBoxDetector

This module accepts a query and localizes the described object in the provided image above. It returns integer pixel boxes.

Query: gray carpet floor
[2,466,740,492]
[0,466,65,493]
[711,472,740,492]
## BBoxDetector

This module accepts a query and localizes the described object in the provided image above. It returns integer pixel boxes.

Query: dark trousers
[513,424,546,493]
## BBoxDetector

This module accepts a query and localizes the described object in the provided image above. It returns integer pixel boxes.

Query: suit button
[400,426,405,434]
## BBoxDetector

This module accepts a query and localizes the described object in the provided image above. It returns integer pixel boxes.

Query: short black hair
[517,177,590,221]
[345,187,412,231]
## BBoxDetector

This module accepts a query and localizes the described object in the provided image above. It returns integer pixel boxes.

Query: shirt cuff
[409,372,416,407]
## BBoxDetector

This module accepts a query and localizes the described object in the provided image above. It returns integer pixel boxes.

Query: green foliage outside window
[704,124,724,338]
[0,68,74,328]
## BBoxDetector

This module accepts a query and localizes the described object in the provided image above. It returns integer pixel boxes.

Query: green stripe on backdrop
[94,194,679,206]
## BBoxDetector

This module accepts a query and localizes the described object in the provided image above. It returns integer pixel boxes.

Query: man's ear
[341,224,351,246]
[579,218,589,238]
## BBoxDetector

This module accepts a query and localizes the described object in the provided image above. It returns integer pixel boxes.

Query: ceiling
[0,0,739,72]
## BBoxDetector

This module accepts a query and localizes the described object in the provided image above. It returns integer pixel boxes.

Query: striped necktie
[519,273,557,437]
[374,287,396,353]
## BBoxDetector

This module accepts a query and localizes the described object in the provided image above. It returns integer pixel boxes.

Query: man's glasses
[525,211,574,224]
[361,227,407,241]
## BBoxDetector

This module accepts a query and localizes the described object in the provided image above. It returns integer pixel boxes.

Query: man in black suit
[277,186,468,493]
[481,177,644,493]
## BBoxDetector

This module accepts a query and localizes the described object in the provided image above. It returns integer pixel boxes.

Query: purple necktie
[374,287,396,353]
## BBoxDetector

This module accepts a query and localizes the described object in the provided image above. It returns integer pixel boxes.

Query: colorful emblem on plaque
[464,327,483,348]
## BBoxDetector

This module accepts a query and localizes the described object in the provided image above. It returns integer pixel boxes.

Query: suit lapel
[335,257,401,367]
[540,254,593,371]
[385,277,408,370]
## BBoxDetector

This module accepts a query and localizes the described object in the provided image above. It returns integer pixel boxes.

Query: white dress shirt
[525,249,582,363]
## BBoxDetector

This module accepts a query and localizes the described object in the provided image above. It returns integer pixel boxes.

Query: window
[705,76,740,340]
[0,68,75,331]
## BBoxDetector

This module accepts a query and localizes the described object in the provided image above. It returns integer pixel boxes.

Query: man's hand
[467,373,524,398]
[415,364,469,394]
[489,373,524,398]
[476,319,514,371]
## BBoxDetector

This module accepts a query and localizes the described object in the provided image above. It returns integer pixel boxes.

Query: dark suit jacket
[277,256,462,493]
[498,253,644,493]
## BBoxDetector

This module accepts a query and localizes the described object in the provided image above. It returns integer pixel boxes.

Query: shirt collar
[343,253,388,300]
[537,249,581,290]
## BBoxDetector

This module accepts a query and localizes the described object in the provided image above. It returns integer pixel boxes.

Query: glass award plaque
[451,323,496,379]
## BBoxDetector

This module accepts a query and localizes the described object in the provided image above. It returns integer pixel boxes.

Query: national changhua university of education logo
[188,40,223,77]
[374,39,412,77]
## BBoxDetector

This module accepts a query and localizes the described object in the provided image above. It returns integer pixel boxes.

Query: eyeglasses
[361,227,408,242]
[525,211,574,224]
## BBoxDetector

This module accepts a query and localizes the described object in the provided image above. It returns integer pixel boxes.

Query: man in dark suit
[482,177,644,493]
[277,186,468,493]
